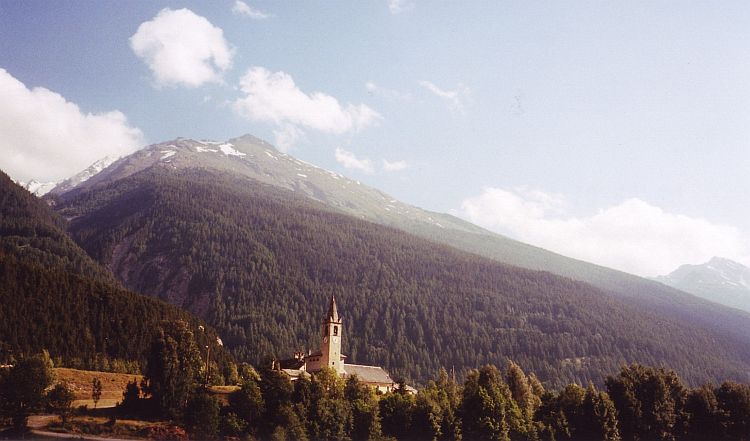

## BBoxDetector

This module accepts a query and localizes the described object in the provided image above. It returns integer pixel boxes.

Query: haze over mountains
[27,134,749,387]
[657,257,750,313]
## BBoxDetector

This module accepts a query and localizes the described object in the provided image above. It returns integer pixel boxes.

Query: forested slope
[58,168,750,387]
[0,171,229,372]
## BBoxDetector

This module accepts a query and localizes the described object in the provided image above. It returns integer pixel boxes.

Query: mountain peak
[657,257,750,313]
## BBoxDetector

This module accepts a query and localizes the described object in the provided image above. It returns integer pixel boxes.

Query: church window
[333,326,338,336]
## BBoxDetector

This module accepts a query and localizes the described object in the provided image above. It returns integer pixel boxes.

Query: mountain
[52,156,117,195]
[0,170,230,373]
[17,179,57,196]
[55,135,750,347]
[54,147,750,387]
[656,257,750,313]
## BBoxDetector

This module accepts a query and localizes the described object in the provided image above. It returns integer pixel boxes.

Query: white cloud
[457,187,750,277]
[382,159,409,172]
[130,8,233,88]
[418,80,470,112]
[387,0,413,14]
[365,81,412,101]
[0,68,144,182]
[232,1,270,19]
[234,67,381,148]
[335,147,374,174]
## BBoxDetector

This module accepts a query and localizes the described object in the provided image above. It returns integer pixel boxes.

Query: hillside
[656,257,750,313]
[54,136,750,348]
[56,167,750,387]
[0,171,229,372]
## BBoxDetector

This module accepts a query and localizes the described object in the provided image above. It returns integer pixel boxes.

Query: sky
[1,0,749,277]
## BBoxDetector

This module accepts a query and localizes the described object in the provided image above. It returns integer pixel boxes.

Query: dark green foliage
[47,383,75,426]
[118,379,143,416]
[183,391,220,439]
[412,369,462,441]
[714,382,750,440]
[219,412,248,437]
[143,321,203,418]
[0,353,54,431]
[682,385,721,441]
[213,361,750,441]
[606,365,686,441]
[0,171,231,373]
[58,168,750,387]
[228,379,265,435]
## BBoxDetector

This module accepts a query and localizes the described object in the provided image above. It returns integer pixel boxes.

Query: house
[279,295,396,393]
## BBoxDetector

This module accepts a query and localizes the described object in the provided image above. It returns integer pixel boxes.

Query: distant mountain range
[656,257,750,313]
[15,156,116,196]
[43,134,750,386]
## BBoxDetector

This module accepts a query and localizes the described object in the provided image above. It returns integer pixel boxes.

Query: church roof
[328,295,340,322]
[344,364,393,385]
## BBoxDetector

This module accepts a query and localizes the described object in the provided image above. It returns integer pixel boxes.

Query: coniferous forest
[0,171,231,373]
[54,167,750,388]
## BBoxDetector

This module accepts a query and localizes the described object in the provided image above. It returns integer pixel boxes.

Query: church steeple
[328,295,339,322]
[319,294,344,374]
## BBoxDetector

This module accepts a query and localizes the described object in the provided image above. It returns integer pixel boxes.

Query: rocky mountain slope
[656,257,750,313]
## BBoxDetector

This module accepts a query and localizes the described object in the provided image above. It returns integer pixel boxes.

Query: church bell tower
[320,295,344,374]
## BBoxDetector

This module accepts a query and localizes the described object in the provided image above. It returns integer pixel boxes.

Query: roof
[328,295,340,322]
[344,364,393,385]
[279,357,305,370]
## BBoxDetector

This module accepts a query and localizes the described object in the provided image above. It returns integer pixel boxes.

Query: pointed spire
[328,294,339,322]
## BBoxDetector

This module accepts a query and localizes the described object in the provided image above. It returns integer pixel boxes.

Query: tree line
[3,319,750,440]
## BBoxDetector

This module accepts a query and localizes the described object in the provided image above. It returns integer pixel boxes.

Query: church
[278,295,396,393]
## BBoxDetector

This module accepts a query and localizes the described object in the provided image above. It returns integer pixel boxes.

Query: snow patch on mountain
[19,179,58,196]
[219,143,246,157]
[161,150,176,160]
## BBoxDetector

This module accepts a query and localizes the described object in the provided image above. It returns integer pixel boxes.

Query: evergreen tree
[461,365,522,441]
[143,321,203,418]
[380,388,416,440]
[606,364,686,441]
[714,381,750,441]
[91,377,103,409]
[228,378,265,436]
[183,391,220,439]
[682,385,720,441]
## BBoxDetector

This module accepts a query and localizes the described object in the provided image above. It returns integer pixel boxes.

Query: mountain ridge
[656,257,750,313]
[55,162,750,387]
[49,135,750,343]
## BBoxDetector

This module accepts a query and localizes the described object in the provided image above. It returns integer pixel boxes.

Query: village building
[278,295,397,393]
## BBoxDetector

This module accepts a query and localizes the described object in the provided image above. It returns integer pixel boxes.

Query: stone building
[279,295,396,393]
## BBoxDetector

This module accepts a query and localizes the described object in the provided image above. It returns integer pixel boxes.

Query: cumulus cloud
[457,187,750,277]
[335,147,374,174]
[232,1,270,19]
[130,8,233,87]
[382,159,409,172]
[0,68,144,183]
[234,67,381,148]
[418,80,470,112]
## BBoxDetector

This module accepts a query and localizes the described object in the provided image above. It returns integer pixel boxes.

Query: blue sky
[1,0,749,276]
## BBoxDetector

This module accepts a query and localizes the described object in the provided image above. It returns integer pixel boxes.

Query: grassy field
[52,368,142,408]
[51,368,240,408]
